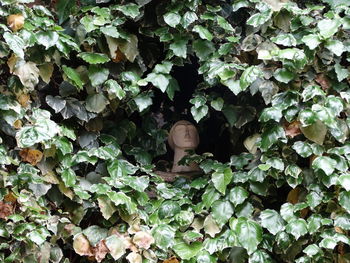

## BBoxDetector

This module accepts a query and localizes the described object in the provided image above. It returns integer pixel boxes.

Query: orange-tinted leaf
[19,148,43,165]
[7,14,24,32]
[163,256,180,263]
[0,201,13,219]
[284,120,301,138]
[315,73,330,90]
[13,119,22,129]
[73,233,93,257]
[113,49,126,63]
[17,94,31,107]
[287,187,300,204]
[93,240,110,263]
[4,192,17,203]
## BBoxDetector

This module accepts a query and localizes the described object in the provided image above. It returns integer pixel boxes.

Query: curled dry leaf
[19,148,43,165]
[132,231,154,250]
[7,14,24,32]
[284,120,301,138]
[0,201,13,219]
[92,240,110,263]
[73,233,93,257]
[163,256,180,263]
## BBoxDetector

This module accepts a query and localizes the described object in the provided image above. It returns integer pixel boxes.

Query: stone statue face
[168,120,199,150]
[173,124,199,149]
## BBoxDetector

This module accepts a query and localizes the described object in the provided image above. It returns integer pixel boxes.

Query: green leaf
[36,31,59,49]
[56,0,75,24]
[169,38,188,58]
[173,240,202,260]
[202,186,221,209]
[285,218,308,240]
[101,25,120,38]
[152,225,175,250]
[193,25,213,41]
[271,34,297,46]
[88,65,109,87]
[338,175,350,191]
[146,73,169,92]
[85,93,109,113]
[229,186,249,207]
[259,125,285,151]
[259,107,282,122]
[300,120,327,145]
[312,156,337,175]
[274,68,295,83]
[303,244,321,257]
[325,39,345,56]
[4,32,25,58]
[158,200,181,219]
[301,34,321,50]
[212,200,234,227]
[181,11,198,28]
[301,85,325,102]
[317,19,341,39]
[210,97,224,111]
[62,65,83,90]
[260,209,285,235]
[247,10,272,27]
[240,66,262,90]
[334,63,349,82]
[114,3,140,18]
[104,79,125,100]
[122,176,149,192]
[107,191,136,213]
[234,218,263,255]
[212,168,233,194]
[339,191,350,213]
[78,52,110,64]
[163,12,181,27]
[134,93,152,112]
[61,168,76,187]
[193,40,215,61]
[191,105,208,123]
[292,141,313,158]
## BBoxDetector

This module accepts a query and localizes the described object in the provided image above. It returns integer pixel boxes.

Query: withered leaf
[19,148,43,165]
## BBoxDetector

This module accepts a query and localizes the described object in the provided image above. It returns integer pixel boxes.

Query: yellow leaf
[38,63,54,83]
[7,14,24,32]
[19,148,43,165]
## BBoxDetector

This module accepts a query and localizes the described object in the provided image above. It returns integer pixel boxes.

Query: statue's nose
[185,128,190,138]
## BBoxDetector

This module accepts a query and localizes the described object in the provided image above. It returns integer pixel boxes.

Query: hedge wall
[1,0,350,262]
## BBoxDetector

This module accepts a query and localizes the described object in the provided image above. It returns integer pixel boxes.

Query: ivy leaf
[105,235,125,260]
[234,218,263,255]
[62,168,76,187]
[152,225,175,250]
[211,168,233,194]
[301,34,321,50]
[285,218,308,240]
[247,10,272,27]
[325,39,345,56]
[193,40,215,61]
[46,95,66,113]
[274,68,295,83]
[259,125,286,151]
[191,105,208,123]
[104,79,125,100]
[334,63,349,82]
[78,52,110,64]
[240,66,262,90]
[4,32,25,58]
[229,186,249,206]
[88,65,109,87]
[146,73,169,92]
[193,25,213,41]
[338,175,350,191]
[134,93,152,112]
[317,19,341,39]
[85,93,109,113]
[158,201,181,219]
[292,141,313,158]
[169,38,188,58]
[173,240,202,260]
[36,31,59,49]
[163,12,181,28]
[212,200,234,227]
[312,156,337,175]
[182,11,198,28]
[339,191,350,212]
[114,3,140,18]
[56,0,76,24]
[260,209,285,235]
[62,65,83,90]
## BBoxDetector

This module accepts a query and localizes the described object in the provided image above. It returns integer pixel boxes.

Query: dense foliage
[1,0,350,262]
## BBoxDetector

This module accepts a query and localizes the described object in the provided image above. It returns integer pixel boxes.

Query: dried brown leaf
[0,201,13,219]
[19,148,43,165]
[284,120,301,138]
[7,14,24,32]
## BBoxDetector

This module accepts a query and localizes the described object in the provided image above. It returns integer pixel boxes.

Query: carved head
[168,120,200,150]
